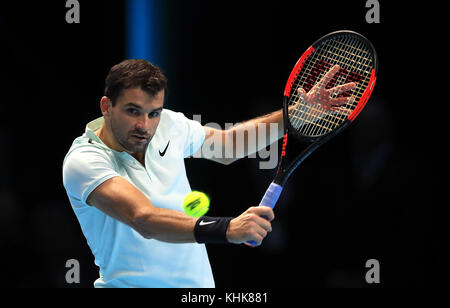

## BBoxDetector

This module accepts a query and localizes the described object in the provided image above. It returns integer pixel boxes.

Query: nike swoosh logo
[159,140,170,157]
[199,220,216,226]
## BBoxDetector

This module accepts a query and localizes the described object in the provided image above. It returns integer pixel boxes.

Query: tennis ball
[183,191,210,217]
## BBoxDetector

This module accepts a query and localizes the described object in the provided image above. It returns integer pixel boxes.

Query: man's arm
[199,109,284,165]
[197,65,357,165]
[86,176,274,245]
[87,176,196,242]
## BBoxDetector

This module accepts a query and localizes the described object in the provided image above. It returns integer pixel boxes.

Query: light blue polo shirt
[62,109,214,288]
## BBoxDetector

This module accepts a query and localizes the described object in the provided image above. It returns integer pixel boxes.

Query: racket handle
[258,182,283,209]
[247,182,283,247]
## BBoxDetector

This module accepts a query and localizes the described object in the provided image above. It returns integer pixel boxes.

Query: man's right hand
[226,206,275,247]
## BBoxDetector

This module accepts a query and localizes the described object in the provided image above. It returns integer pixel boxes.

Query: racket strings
[289,44,351,134]
[292,38,371,135]
[288,34,373,137]
[292,37,369,133]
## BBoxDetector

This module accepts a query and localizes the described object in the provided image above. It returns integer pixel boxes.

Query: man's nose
[135,115,150,131]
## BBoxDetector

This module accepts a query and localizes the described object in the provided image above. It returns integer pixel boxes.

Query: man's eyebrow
[124,103,163,113]
[124,102,142,109]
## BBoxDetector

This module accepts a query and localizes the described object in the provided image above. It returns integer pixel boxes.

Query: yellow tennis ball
[183,191,210,217]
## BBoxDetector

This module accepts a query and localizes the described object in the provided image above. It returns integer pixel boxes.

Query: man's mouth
[131,134,149,142]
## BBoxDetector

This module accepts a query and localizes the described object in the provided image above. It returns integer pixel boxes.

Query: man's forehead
[117,88,164,107]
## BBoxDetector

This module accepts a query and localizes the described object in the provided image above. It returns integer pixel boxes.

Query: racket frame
[249,30,378,247]
[274,30,378,187]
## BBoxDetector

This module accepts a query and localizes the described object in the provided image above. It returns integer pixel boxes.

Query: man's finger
[316,65,340,89]
[253,215,272,233]
[247,233,263,247]
[255,223,269,238]
[328,82,356,96]
[294,88,307,105]
[331,96,354,107]
[329,106,352,117]
[297,87,307,96]
[252,206,275,221]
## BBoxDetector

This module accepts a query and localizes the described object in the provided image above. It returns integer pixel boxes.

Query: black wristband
[194,216,233,244]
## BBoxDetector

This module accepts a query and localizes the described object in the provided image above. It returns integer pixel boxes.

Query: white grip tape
[259,182,283,209]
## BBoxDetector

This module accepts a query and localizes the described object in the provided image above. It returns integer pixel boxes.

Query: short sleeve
[183,117,206,158]
[62,146,120,205]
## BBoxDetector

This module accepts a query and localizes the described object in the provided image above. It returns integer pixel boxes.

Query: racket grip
[258,182,283,209]
[247,182,283,247]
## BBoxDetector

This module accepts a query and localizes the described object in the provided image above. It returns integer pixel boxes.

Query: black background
[0,1,448,288]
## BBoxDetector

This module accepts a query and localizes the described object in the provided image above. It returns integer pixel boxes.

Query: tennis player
[63,58,353,287]
[62,59,285,288]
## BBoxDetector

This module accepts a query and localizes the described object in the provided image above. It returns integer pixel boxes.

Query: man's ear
[100,96,112,117]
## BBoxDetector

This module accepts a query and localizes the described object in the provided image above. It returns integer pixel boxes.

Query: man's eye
[127,108,139,115]
[149,111,160,118]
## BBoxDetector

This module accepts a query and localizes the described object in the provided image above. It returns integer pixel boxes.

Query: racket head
[283,30,378,142]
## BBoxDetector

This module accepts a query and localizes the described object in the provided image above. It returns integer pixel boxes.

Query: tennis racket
[248,30,378,246]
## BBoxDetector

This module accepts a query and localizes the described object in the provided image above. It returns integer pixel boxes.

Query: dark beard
[110,116,150,154]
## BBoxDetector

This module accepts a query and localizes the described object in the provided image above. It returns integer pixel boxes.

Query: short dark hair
[104,59,167,106]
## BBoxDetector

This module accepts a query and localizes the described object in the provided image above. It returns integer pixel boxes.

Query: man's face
[107,87,164,154]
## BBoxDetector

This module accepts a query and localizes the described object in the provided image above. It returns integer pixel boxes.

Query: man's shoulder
[63,134,115,168]
[159,108,202,134]
[161,108,197,124]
